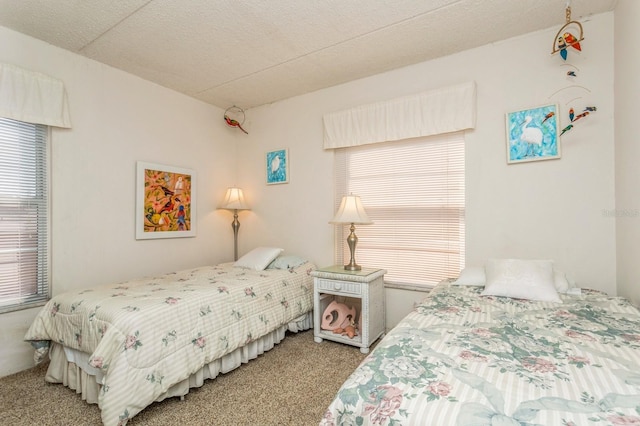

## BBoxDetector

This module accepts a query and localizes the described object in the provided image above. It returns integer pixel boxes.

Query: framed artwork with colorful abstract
[505,104,561,164]
[136,161,196,239]
[266,148,289,185]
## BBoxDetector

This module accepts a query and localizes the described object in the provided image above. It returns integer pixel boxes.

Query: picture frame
[266,148,289,185]
[135,161,196,239]
[505,104,561,164]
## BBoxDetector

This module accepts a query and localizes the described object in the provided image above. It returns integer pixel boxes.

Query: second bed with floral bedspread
[321,281,640,425]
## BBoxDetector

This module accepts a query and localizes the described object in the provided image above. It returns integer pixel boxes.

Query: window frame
[0,117,50,313]
[333,132,465,289]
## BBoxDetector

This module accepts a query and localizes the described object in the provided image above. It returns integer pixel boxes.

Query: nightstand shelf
[311,266,386,354]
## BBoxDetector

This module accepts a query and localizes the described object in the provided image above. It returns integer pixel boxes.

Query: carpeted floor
[0,330,369,425]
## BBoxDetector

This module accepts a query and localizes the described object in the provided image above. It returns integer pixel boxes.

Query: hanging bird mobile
[550,3,595,139]
[223,105,248,134]
[551,4,584,61]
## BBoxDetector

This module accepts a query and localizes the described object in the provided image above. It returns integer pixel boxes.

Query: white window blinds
[0,117,49,312]
[334,132,465,288]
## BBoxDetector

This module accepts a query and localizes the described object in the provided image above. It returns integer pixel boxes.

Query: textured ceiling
[0,0,617,110]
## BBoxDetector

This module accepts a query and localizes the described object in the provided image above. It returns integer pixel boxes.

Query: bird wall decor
[224,105,248,134]
[551,4,584,61]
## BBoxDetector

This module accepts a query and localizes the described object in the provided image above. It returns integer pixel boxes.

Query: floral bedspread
[25,262,315,426]
[321,281,640,426]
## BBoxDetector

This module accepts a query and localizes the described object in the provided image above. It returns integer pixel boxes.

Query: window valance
[323,81,475,149]
[0,63,71,128]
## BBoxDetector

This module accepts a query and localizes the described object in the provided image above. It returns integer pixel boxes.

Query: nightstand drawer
[317,278,362,295]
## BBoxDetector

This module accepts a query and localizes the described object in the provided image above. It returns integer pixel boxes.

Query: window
[334,132,465,288]
[0,117,49,312]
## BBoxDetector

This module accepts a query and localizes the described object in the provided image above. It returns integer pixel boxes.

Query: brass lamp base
[231,209,240,261]
[344,223,361,271]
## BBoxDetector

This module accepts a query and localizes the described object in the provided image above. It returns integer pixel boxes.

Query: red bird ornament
[224,114,248,134]
[563,32,582,51]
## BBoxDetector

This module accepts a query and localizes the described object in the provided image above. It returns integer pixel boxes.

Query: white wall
[0,26,238,377]
[614,0,640,306]
[240,12,616,325]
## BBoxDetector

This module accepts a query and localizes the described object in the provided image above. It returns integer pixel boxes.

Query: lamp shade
[220,187,250,210]
[330,195,372,224]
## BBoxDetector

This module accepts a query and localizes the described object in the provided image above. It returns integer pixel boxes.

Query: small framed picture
[505,104,561,164]
[266,148,289,185]
[136,161,196,239]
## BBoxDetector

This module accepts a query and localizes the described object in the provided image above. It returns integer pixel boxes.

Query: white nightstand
[311,266,386,354]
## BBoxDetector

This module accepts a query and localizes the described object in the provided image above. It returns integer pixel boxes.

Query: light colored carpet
[0,330,368,425]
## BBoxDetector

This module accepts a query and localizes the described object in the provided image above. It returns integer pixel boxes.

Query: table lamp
[330,194,372,271]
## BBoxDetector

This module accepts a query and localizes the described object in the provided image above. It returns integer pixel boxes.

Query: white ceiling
[0,0,617,110]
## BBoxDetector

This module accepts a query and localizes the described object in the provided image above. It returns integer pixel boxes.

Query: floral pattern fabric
[25,262,315,426]
[321,282,640,426]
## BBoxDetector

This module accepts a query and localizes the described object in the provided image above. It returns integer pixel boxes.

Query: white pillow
[481,259,562,303]
[553,270,571,293]
[267,255,307,270]
[453,266,486,286]
[234,247,284,271]
[454,264,573,293]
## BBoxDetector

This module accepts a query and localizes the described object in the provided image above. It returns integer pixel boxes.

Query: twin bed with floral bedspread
[321,278,640,426]
[25,259,315,425]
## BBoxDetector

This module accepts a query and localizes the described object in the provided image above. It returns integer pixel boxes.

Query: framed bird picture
[266,148,289,185]
[135,161,196,239]
[505,104,561,164]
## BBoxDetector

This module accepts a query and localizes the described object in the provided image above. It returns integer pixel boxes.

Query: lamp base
[344,263,361,271]
[344,223,362,271]
[231,209,240,261]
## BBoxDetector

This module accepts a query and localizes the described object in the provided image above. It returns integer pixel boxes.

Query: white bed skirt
[44,313,313,407]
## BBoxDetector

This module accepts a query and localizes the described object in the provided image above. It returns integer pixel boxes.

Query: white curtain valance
[0,63,71,128]
[323,81,475,149]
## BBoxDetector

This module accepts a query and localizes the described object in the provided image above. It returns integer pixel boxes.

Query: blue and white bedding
[321,281,640,425]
